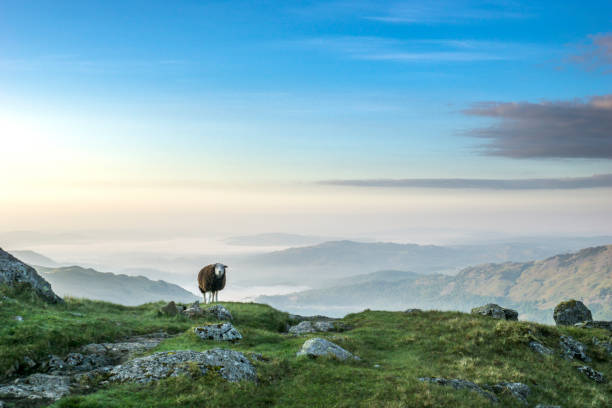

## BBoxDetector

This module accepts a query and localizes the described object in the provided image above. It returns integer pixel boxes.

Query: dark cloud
[569,33,612,73]
[320,174,612,190]
[462,95,612,159]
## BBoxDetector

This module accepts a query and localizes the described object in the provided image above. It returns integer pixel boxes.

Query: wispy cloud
[463,95,612,159]
[568,33,612,74]
[319,174,612,190]
[292,36,531,63]
[366,1,531,24]
[290,1,532,24]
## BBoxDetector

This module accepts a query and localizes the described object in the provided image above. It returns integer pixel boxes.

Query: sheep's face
[214,263,227,277]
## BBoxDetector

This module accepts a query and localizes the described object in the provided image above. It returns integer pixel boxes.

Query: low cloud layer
[320,174,612,190]
[569,33,612,73]
[463,95,612,159]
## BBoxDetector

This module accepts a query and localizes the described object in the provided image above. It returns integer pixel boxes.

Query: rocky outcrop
[529,341,553,356]
[491,382,530,405]
[288,320,337,335]
[0,373,71,403]
[109,349,256,384]
[576,366,605,383]
[0,333,167,404]
[470,304,518,321]
[194,323,242,341]
[0,249,62,303]
[205,304,233,321]
[297,338,358,360]
[553,300,592,326]
[418,377,498,402]
[559,335,590,362]
[182,303,204,318]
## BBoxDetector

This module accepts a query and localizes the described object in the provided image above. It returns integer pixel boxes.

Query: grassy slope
[1,287,611,408]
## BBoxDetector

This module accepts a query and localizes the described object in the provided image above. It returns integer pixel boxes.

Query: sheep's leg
[215,292,219,302]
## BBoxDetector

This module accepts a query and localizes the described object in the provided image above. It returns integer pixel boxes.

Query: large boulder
[109,349,256,383]
[553,300,592,326]
[0,249,62,303]
[296,338,358,360]
[193,323,242,341]
[471,304,518,321]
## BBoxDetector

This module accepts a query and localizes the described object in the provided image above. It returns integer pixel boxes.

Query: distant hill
[9,250,60,268]
[260,245,612,323]
[35,265,199,306]
[224,233,334,247]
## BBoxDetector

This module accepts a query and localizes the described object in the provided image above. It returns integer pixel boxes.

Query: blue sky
[1,1,611,237]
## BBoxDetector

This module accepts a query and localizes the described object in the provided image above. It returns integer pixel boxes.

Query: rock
[535,405,561,408]
[289,320,337,335]
[418,377,498,403]
[109,349,256,384]
[577,366,605,383]
[205,304,233,321]
[574,321,612,331]
[182,304,204,318]
[69,312,84,317]
[47,355,67,372]
[249,353,265,362]
[491,382,530,405]
[289,321,316,335]
[194,323,242,341]
[529,341,553,355]
[160,301,179,317]
[296,338,358,360]
[0,248,63,303]
[0,373,71,402]
[559,335,590,362]
[592,337,612,354]
[471,304,518,321]
[22,356,37,370]
[14,315,23,322]
[404,308,422,313]
[553,300,592,326]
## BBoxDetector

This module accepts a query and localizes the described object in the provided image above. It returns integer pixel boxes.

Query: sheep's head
[214,263,227,277]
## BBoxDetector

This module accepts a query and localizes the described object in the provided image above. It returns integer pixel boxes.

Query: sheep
[197,263,227,304]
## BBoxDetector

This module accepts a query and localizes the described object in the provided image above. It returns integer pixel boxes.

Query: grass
[1,286,611,407]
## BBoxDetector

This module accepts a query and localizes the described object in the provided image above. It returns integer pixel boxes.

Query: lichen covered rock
[559,335,590,362]
[553,300,592,326]
[109,349,256,383]
[471,304,518,321]
[194,323,242,341]
[297,337,358,360]
[577,365,605,383]
[205,304,233,321]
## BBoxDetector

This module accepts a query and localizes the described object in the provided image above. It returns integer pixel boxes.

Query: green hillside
[0,285,611,407]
